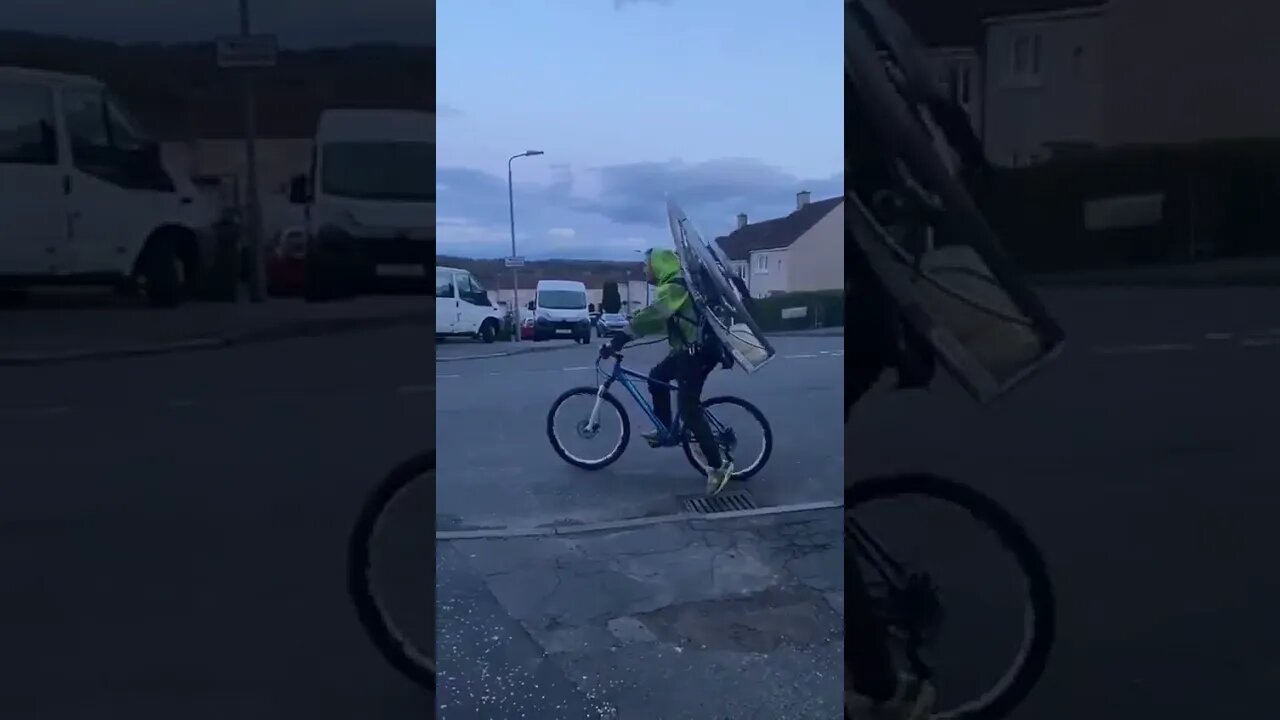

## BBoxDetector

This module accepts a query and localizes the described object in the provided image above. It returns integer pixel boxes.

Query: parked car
[531,279,591,343]
[266,226,308,296]
[596,312,629,337]
[520,316,535,340]
[288,108,432,300]
[0,67,218,307]
[436,265,505,343]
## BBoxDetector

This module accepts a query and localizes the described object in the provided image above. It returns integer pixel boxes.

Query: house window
[1010,31,1043,82]
[754,254,768,273]
[736,263,747,280]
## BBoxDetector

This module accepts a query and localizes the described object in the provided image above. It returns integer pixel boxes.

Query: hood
[647,248,682,284]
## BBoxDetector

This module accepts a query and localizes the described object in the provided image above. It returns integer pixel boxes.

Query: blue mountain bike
[547,348,772,480]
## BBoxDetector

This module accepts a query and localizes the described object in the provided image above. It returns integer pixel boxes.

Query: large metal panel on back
[666,200,777,373]
[847,0,1066,403]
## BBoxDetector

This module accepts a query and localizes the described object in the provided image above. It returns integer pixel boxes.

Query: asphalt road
[0,325,434,719]
[437,286,1280,718]
[435,335,844,532]
[850,286,1280,719]
[6,285,1280,718]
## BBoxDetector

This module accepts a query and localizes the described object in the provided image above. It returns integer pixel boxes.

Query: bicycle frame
[588,353,722,447]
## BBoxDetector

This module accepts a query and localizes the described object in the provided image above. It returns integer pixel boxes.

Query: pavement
[0,289,429,365]
[0,324,434,719]
[437,508,843,719]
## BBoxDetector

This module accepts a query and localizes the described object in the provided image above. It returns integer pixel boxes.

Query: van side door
[61,88,175,275]
[455,272,493,333]
[435,268,457,334]
[0,81,66,275]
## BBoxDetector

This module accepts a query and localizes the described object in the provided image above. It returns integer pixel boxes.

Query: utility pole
[238,0,266,302]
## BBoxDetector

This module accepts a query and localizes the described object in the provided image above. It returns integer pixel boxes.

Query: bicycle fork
[586,384,607,430]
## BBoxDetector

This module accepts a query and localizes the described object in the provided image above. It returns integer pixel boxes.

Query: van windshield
[321,141,432,201]
[538,290,587,310]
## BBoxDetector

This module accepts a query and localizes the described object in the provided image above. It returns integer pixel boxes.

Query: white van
[0,67,217,305]
[436,266,505,343]
[288,108,432,300]
[531,280,591,343]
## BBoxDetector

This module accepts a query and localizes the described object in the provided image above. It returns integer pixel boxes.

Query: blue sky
[437,0,843,260]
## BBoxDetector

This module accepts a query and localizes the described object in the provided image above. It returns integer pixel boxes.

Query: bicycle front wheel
[682,396,773,481]
[845,474,1055,720]
[348,450,436,691]
[547,387,631,469]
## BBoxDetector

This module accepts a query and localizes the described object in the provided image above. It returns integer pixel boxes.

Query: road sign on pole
[216,34,278,68]
[504,256,526,268]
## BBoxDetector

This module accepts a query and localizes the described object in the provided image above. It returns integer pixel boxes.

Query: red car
[267,227,308,296]
[519,316,535,340]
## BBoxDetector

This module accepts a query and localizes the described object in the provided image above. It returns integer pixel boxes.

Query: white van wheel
[478,319,498,344]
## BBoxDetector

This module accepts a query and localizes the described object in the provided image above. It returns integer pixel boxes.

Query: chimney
[736,213,748,229]
[796,190,811,210]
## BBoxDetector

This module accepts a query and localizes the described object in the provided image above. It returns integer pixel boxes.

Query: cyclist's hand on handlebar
[598,343,614,360]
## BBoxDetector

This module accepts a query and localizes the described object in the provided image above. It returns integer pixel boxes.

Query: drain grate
[682,490,757,515]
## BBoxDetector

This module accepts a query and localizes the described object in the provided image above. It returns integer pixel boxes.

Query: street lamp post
[238,0,265,302]
[508,150,544,341]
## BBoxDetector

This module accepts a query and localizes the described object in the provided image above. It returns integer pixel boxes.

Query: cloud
[574,158,844,226]
[435,157,843,258]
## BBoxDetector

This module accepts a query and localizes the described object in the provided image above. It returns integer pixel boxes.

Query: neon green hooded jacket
[626,248,699,353]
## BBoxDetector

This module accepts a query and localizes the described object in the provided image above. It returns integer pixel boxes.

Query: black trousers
[648,350,722,468]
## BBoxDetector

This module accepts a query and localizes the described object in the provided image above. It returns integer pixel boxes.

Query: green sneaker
[705,460,734,496]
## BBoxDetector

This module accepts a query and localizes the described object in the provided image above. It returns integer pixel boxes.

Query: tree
[602,281,622,314]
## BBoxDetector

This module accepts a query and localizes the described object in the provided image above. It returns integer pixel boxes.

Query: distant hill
[0,31,431,139]
[437,255,645,290]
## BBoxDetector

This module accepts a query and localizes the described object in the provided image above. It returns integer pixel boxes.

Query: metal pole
[238,0,265,302]
[508,157,519,341]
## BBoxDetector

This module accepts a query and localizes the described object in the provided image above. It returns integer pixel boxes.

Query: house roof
[889,0,1106,48]
[714,196,842,262]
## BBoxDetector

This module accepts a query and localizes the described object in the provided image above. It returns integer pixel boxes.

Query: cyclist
[600,247,734,496]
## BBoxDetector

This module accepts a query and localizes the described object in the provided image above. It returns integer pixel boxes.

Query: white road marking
[563,366,593,371]
[1093,343,1195,355]
[783,354,819,359]
[436,374,461,379]
[1242,338,1280,347]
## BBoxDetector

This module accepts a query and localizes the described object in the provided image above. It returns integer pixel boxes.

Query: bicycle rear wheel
[845,474,1054,720]
[348,450,435,691]
[681,396,772,481]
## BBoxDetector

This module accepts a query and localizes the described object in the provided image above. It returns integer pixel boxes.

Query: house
[979,3,1107,166]
[899,0,1280,166]
[714,192,844,299]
